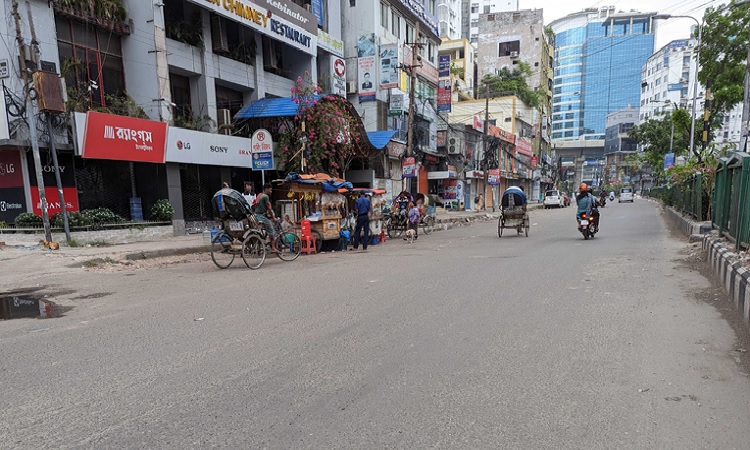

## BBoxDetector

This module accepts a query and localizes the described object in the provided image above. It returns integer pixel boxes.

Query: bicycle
[419,205,436,235]
[243,216,302,269]
[210,227,265,270]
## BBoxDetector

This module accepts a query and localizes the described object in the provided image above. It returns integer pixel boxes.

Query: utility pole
[701,84,711,161]
[481,82,489,211]
[405,21,420,194]
[12,0,51,241]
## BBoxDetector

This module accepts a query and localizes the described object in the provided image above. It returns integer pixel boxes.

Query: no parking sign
[250,129,275,171]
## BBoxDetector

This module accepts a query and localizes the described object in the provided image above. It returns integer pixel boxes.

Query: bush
[150,199,174,221]
[14,212,43,227]
[81,208,125,227]
[0,221,7,228]
[51,212,89,228]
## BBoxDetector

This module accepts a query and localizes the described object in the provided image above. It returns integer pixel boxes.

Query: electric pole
[405,21,420,194]
[481,82,489,211]
[12,0,51,241]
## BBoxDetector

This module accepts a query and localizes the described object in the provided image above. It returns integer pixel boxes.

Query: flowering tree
[278,73,375,177]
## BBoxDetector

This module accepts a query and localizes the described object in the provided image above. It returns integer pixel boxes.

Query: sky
[521,0,727,49]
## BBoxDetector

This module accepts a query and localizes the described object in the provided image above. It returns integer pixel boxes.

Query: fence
[648,172,703,222]
[713,152,750,250]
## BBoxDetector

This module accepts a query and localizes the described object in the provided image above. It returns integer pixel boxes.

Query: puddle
[0,288,73,320]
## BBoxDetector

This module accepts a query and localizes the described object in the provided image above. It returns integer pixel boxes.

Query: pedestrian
[352,191,371,251]
[406,201,420,240]
[281,213,293,232]
[254,183,279,253]
[242,182,256,206]
[478,193,484,211]
[222,181,230,189]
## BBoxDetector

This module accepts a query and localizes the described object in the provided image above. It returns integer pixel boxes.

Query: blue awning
[366,130,398,150]
[234,96,323,119]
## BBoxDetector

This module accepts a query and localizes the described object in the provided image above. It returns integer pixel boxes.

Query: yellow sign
[205,0,269,27]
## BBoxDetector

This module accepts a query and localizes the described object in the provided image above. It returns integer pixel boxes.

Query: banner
[438,55,451,78]
[380,43,399,90]
[389,93,403,116]
[530,156,538,169]
[357,33,377,102]
[437,79,452,113]
[402,157,417,178]
[488,169,501,185]
[0,150,25,223]
[516,138,532,157]
[664,152,675,171]
[166,127,254,167]
[82,111,168,163]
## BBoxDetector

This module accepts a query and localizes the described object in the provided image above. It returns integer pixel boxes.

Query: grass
[67,238,81,247]
[88,239,112,247]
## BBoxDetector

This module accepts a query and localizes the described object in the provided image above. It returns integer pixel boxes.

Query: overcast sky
[521,0,726,49]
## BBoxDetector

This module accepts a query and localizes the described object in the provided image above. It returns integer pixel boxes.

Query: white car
[619,187,634,203]
[543,190,564,209]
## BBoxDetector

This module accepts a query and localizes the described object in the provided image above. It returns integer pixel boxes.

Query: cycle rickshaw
[498,186,530,238]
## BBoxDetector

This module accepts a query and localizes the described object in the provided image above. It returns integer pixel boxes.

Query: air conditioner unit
[448,145,460,154]
[217,109,231,135]
[346,81,357,94]
[509,51,519,58]
[515,111,523,118]
[211,14,229,53]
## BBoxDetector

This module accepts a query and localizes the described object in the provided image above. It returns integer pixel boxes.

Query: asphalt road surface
[2,199,750,449]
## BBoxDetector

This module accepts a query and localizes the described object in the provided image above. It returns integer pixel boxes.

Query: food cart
[341,188,387,240]
[274,173,352,250]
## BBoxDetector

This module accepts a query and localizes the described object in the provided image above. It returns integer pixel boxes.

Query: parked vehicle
[619,187,634,203]
[543,190,564,209]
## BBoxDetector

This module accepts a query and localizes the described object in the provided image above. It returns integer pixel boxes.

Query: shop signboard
[379,43,399,89]
[0,150,23,188]
[516,137,532,157]
[83,112,167,163]
[437,79,451,112]
[530,156,538,169]
[331,56,347,97]
[0,187,26,223]
[438,55,451,78]
[357,34,377,102]
[442,179,458,199]
[166,127,253,167]
[251,129,275,171]
[186,0,317,55]
[318,30,344,57]
[488,169,501,185]
[30,186,79,217]
[311,0,325,28]
[402,157,417,178]
[389,93,403,116]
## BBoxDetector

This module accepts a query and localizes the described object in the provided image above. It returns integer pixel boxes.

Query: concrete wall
[0,225,176,245]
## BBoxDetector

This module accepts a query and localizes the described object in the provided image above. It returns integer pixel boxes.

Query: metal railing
[713,152,750,250]
[649,172,703,222]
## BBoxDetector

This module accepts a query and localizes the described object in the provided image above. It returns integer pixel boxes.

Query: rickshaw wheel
[388,223,403,239]
[422,216,434,235]
[210,230,235,269]
[525,218,530,237]
[241,234,266,269]
[498,219,504,238]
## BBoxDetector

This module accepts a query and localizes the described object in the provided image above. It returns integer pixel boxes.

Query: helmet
[579,183,588,192]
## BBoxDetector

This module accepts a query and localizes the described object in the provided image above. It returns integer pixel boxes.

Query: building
[438,38,476,99]
[461,0,518,45]
[0,0,350,228]
[438,0,462,40]
[549,7,656,141]
[604,106,638,182]
[639,37,744,151]
[341,0,442,195]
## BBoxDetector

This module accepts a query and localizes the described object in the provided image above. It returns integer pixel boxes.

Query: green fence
[648,173,704,222]
[713,152,750,250]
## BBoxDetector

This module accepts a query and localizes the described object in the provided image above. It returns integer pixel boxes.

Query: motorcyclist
[576,183,600,232]
[599,190,607,207]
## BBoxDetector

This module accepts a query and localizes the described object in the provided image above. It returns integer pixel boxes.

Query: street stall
[274,173,352,250]
[341,188,387,244]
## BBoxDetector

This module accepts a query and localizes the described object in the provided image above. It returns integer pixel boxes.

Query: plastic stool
[300,234,317,255]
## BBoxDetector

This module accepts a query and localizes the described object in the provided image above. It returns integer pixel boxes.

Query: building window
[470,19,478,28]
[483,5,490,13]
[262,36,284,75]
[380,3,388,28]
[683,55,691,65]
[391,11,401,38]
[471,3,478,13]
[211,15,256,65]
[498,40,520,56]
[169,73,192,121]
[406,23,414,44]
[56,17,125,108]
[215,84,245,118]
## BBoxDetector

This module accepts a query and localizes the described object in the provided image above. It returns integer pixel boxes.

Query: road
[2,199,750,449]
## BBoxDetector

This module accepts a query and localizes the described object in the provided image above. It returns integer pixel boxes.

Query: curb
[703,236,750,326]
[663,206,712,235]
[123,245,209,261]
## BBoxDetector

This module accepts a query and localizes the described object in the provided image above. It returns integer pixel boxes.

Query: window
[211,15,256,65]
[470,19,478,28]
[170,73,191,121]
[483,5,490,13]
[391,11,401,38]
[56,17,125,108]
[498,40,520,56]
[406,23,414,44]
[683,55,691,65]
[215,84,245,118]
[262,36,283,74]
[380,3,388,28]
[471,4,478,13]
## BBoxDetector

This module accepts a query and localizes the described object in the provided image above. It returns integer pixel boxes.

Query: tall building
[549,7,656,141]
[438,38,476,98]
[438,0,462,40]
[604,106,638,183]
[639,38,744,151]
[461,0,518,45]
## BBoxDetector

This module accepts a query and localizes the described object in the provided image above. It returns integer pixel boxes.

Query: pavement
[0,202,546,268]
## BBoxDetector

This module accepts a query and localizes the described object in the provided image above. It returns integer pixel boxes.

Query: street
[2,200,750,449]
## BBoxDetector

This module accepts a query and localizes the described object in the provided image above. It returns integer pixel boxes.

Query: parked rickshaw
[210,188,301,269]
[498,186,529,238]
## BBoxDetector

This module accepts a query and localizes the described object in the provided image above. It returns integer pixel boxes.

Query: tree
[699,3,750,114]
[480,61,542,108]
[628,109,692,175]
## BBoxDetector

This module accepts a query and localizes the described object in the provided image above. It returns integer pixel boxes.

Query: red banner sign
[0,150,24,187]
[30,187,79,216]
[530,156,538,169]
[82,111,167,163]
[516,138,532,157]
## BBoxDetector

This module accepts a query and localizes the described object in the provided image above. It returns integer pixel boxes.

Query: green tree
[480,61,542,108]
[628,109,693,173]
[699,2,750,114]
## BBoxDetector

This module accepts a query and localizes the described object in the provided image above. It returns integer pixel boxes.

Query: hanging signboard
[357,33,377,102]
[402,157,417,178]
[437,79,452,113]
[379,43,399,90]
[251,128,275,171]
[488,169,501,185]
[438,55,451,78]
[331,56,347,97]
[389,93,404,116]
[530,156,538,169]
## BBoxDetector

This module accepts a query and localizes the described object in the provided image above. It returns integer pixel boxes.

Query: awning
[234,96,322,119]
[427,170,458,180]
[366,130,398,150]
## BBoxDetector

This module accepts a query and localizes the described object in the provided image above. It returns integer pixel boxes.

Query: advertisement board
[437,79,452,113]
[251,129,275,171]
[379,43,399,90]
[664,152,675,170]
[357,34,377,102]
[166,127,254,167]
[438,55,451,78]
[488,169,501,185]
[402,157,417,178]
[30,186,79,217]
[82,111,168,163]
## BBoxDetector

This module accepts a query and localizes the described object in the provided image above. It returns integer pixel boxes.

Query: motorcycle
[599,196,606,208]
[578,212,598,240]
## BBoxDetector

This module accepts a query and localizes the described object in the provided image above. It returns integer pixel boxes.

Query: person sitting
[576,183,600,231]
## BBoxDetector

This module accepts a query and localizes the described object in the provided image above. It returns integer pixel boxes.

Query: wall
[0,225,176,245]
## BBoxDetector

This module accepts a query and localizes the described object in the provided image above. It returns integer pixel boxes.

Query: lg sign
[176,140,191,150]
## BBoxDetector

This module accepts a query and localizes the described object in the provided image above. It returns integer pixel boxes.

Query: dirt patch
[83,252,211,272]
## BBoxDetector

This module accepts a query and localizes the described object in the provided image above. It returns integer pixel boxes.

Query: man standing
[352,191,371,251]
[242,182,256,206]
[255,183,278,253]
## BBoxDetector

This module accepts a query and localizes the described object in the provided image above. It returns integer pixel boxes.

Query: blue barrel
[129,197,143,221]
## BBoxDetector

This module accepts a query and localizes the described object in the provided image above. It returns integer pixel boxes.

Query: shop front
[427,166,461,209]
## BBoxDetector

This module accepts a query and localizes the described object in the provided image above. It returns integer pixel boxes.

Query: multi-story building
[437,0,462,40]
[341,0,442,195]
[604,106,638,183]
[438,38,476,99]
[461,0,518,45]
[549,7,656,141]
[639,38,744,151]
[0,0,351,227]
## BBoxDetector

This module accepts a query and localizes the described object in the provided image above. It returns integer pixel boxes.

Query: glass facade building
[551,11,656,141]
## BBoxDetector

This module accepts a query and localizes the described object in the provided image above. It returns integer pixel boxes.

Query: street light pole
[653,14,701,159]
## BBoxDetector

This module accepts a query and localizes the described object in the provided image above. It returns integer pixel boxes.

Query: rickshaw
[498,186,530,238]
[210,188,301,269]
[384,191,413,238]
